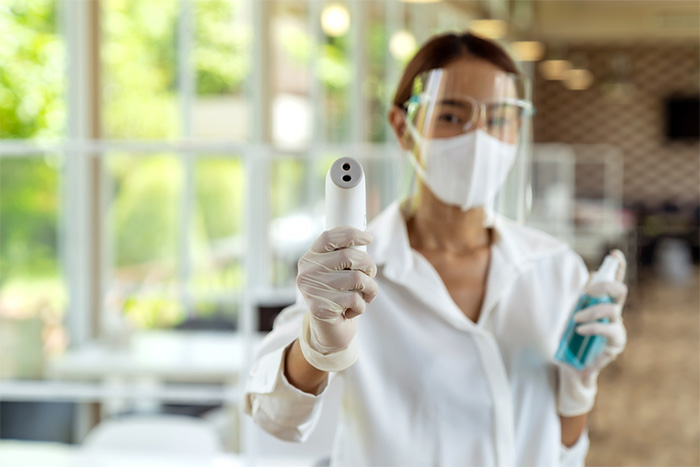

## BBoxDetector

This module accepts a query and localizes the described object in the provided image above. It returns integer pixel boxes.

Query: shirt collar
[367,200,414,280]
[367,199,568,282]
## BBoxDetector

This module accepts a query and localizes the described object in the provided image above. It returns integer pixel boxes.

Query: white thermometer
[325,157,367,251]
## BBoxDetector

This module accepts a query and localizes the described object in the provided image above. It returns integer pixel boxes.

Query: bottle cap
[590,255,620,284]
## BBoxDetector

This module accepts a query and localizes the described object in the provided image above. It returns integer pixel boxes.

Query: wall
[533,42,700,206]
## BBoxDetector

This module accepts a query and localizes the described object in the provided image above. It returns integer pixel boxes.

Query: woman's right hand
[296,226,378,356]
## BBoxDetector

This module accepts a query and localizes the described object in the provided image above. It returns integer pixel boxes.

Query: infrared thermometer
[325,157,367,251]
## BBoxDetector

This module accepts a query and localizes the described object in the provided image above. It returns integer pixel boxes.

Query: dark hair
[392,32,522,109]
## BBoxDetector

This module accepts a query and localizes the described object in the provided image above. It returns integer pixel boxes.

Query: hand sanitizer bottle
[555,255,620,370]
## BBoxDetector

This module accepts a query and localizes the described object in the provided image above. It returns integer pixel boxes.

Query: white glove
[558,249,628,416]
[296,226,378,372]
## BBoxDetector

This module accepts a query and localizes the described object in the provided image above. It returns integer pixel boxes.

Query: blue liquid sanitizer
[555,255,620,370]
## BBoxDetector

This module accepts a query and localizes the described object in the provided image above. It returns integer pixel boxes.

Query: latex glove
[296,226,378,372]
[558,249,628,416]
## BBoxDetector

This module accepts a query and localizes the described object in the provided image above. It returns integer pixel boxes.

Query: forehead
[435,57,518,100]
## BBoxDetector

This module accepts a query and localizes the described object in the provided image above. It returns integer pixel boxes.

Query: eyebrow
[436,99,471,108]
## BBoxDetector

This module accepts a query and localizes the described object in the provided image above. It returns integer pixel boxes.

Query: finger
[305,270,379,303]
[345,309,362,320]
[588,352,614,373]
[310,247,376,277]
[303,290,348,321]
[609,249,627,282]
[585,281,628,304]
[337,270,379,303]
[575,322,614,338]
[310,227,373,253]
[605,328,627,353]
[336,291,366,319]
[575,321,625,342]
[573,303,622,323]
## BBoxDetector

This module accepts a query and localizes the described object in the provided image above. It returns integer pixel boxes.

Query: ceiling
[444,0,700,43]
[532,0,700,43]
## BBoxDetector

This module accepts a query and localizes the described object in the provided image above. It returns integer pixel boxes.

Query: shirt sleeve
[559,428,590,467]
[243,297,336,442]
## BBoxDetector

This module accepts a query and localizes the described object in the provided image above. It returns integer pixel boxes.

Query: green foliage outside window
[2,0,251,330]
[103,0,249,328]
[0,0,65,139]
[102,0,179,139]
[109,155,182,271]
[194,0,250,96]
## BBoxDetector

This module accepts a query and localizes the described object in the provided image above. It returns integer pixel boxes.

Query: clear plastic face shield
[400,63,535,225]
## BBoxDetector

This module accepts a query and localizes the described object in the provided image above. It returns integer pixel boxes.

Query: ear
[388,105,413,151]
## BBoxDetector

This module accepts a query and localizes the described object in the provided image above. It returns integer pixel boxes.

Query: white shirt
[245,200,591,467]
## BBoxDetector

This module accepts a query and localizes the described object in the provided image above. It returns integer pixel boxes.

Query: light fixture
[538,59,572,81]
[321,3,350,37]
[390,30,417,62]
[510,41,545,62]
[468,19,508,39]
[563,68,594,91]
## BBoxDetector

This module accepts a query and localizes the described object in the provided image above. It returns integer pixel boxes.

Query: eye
[487,107,522,127]
[438,113,464,125]
[488,117,509,127]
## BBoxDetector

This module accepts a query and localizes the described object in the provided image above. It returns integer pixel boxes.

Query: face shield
[400,66,535,224]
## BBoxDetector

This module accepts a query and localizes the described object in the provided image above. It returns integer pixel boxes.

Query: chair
[82,414,221,456]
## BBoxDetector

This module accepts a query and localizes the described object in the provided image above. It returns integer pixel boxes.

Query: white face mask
[406,125,518,212]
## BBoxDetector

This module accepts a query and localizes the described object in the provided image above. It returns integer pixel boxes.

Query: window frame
[0,0,423,340]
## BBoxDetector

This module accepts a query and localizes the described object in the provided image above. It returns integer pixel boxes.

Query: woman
[244,32,627,467]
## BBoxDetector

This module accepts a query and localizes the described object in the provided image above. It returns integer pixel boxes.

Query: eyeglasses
[406,94,535,140]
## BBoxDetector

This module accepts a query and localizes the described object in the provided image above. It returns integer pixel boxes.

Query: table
[1,331,261,441]
[47,331,260,384]
[43,331,263,416]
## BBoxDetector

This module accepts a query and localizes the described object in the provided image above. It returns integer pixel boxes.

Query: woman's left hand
[572,254,628,381]
[558,249,628,416]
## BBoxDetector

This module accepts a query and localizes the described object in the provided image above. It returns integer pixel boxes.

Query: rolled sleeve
[559,428,590,467]
[245,336,332,442]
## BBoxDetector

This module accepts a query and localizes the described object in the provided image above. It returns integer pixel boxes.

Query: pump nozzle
[590,255,620,285]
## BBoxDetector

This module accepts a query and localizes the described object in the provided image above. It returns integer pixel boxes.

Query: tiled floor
[586,268,700,466]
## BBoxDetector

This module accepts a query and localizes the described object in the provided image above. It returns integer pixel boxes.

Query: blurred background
[0,0,698,465]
